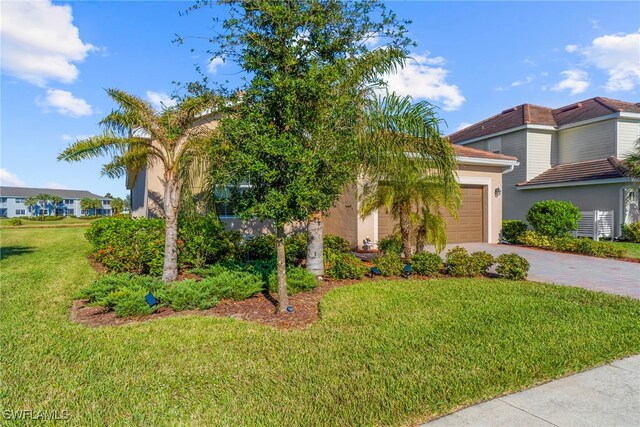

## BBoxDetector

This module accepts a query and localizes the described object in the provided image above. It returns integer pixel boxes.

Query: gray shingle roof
[0,186,109,199]
[516,157,628,188]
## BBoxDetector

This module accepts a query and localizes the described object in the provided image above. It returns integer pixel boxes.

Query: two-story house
[0,187,112,218]
[449,97,640,236]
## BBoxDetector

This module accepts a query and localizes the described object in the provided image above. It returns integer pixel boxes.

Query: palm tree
[24,196,39,217]
[358,94,459,258]
[625,140,640,180]
[110,197,124,215]
[49,195,63,217]
[36,193,51,217]
[59,88,219,281]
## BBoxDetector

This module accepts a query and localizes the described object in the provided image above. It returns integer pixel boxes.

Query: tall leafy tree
[24,196,39,217]
[59,88,219,281]
[110,197,125,215]
[188,0,416,301]
[359,95,459,257]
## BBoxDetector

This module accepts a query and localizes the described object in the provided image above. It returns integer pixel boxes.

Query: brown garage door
[444,186,484,243]
[377,185,485,244]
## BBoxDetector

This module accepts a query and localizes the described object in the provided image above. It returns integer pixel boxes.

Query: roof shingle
[516,157,628,188]
[0,186,109,199]
[449,97,640,143]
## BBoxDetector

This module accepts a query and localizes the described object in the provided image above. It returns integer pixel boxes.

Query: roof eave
[516,177,632,190]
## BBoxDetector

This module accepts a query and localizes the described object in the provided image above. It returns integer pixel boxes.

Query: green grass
[0,216,97,228]
[1,227,639,426]
[611,241,640,259]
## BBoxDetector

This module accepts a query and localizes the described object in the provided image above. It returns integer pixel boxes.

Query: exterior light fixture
[494,187,502,198]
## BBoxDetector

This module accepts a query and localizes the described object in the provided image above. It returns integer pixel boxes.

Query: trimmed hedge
[519,230,627,258]
[409,252,443,276]
[325,252,368,279]
[496,253,530,280]
[526,200,580,237]
[501,220,528,244]
[374,252,405,276]
[378,234,403,255]
[622,222,640,243]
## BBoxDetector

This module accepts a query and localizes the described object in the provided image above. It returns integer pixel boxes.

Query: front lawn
[2,227,639,426]
[611,241,640,259]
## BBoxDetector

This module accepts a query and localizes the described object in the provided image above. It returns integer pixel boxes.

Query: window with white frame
[15,198,25,204]
[15,209,26,215]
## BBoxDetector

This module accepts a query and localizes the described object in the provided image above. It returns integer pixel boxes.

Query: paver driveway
[444,243,640,299]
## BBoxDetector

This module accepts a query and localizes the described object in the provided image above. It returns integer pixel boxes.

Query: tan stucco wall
[323,186,360,247]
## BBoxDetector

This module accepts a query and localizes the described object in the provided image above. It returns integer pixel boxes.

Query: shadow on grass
[0,246,35,261]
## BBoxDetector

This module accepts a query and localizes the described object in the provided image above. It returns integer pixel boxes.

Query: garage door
[443,186,484,243]
[377,185,485,244]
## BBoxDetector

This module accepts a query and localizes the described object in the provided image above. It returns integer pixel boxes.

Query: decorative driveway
[445,243,640,299]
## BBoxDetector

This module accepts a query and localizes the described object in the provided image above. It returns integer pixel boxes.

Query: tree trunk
[306,211,324,276]
[399,204,412,258]
[162,176,181,282]
[275,225,289,313]
[416,226,426,253]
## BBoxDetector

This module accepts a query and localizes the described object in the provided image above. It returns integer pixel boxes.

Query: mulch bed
[70,278,362,329]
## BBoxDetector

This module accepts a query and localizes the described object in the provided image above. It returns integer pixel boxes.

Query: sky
[1,1,639,198]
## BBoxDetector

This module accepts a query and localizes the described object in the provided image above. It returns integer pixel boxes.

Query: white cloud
[146,91,177,111]
[43,182,70,190]
[583,31,640,91]
[0,169,26,187]
[384,53,465,111]
[495,75,535,91]
[552,69,590,95]
[0,0,95,86]
[363,34,380,48]
[207,57,225,74]
[591,20,600,30]
[37,89,93,117]
[565,44,578,53]
[524,58,536,66]
[456,122,472,131]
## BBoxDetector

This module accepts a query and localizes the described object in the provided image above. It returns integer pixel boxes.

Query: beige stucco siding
[558,120,616,163]
[617,119,640,159]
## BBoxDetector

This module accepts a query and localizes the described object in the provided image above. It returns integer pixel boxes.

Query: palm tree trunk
[162,176,181,282]
[275,225,289,313]
[399,204,412,258]
[306,211,324,276]
[416,226,426,253]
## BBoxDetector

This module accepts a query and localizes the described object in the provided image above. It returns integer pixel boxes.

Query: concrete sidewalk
[423,355,640,427]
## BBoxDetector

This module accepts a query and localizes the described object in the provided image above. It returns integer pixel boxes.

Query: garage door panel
[377,185,485,244]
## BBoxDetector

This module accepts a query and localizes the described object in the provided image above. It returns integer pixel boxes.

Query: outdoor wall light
[494,187,502,198]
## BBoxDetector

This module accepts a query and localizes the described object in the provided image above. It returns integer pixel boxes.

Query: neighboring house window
[0,198,7,203]
[487,137,501,154]
[68,209,75,215]
[64,199,74,205]
[0,208,7,217]
[15,198,25,204]
[215,185,241,218]
[15,209,26,215]
[102,200,110,205]
[623,187,639,224]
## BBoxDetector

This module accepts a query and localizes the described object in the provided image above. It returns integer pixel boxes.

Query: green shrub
[445,246,471,277]
[242,234,277,261]
[78,273,163,317]
[501,220,528,244]
[622,222,640,243]
[325,253,368,279]
[378,234,403,255]
[469,251,495,276]
[374,252,404,277]
[526,200,581,237]
[519,230,553,249]
[159,280,219,311]
[410,252,443,276]
[200,271,263,301]
[495,253,530,280]
[8,218,22,226]
[24,216,65,222]
[285,232,308,265]
[572,238,627,258]
[106,287,156,317]
[85,215,240,275]
[324,234,351,253]
[268,266,318,294]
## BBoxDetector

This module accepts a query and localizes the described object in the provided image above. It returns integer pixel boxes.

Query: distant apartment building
[0,187,112,218]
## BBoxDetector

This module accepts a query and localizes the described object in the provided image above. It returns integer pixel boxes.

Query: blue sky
[1,1,639,198]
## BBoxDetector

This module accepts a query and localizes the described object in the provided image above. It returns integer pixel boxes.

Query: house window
[487,137,502,154]
[102,200,110,205]
[15,198,25,204]
[67,209,75,215]
[0,208,7,217]
[64,199,74,205]
[15,209,26,215]
[214,185,242,218]
[0,198,7,203]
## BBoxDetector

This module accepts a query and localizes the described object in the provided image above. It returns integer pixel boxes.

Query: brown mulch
[69,278,365,329]
[87,254,108,274]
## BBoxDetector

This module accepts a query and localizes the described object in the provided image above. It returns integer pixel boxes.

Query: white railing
[574,210,614,241]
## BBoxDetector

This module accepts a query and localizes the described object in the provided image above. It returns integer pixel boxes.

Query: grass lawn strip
[2,227,639,426]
